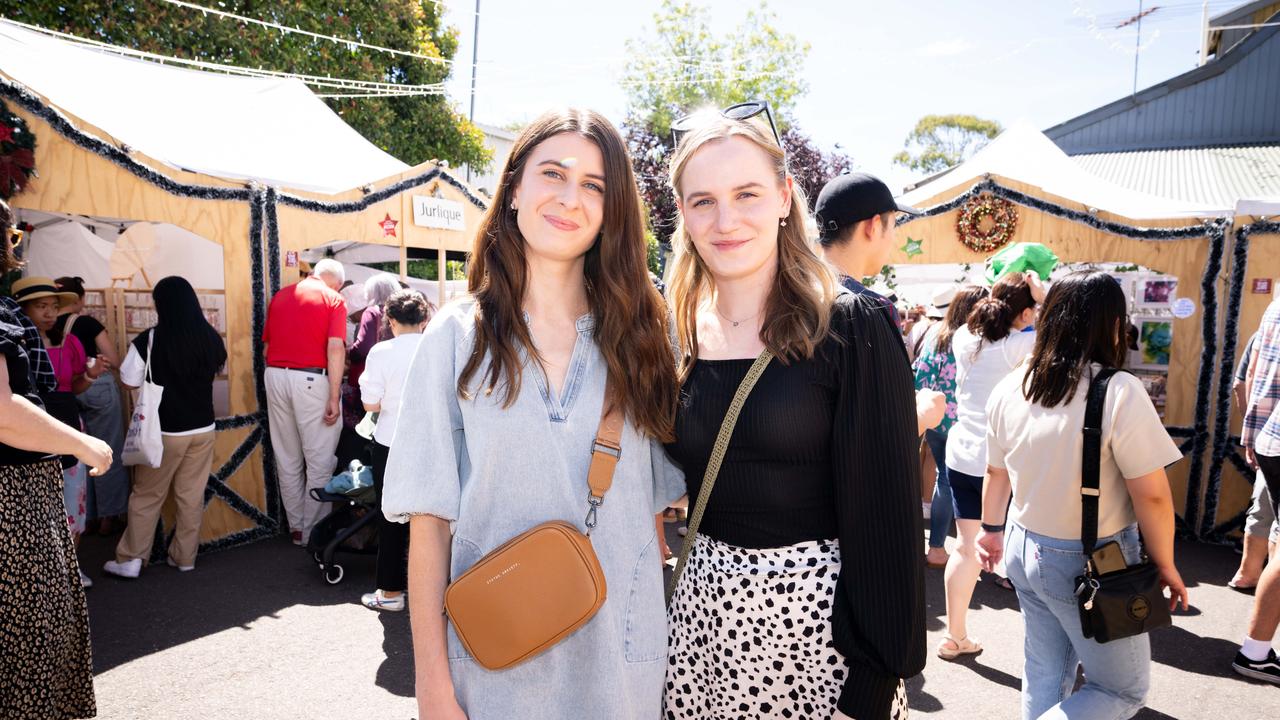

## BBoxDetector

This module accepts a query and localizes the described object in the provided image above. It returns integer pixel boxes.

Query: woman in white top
[358,289,433,612]
[939,271,1044,660]
[977,270,1188,719]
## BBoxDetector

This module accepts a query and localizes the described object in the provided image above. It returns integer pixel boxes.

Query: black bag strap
[1081,368,1127,554]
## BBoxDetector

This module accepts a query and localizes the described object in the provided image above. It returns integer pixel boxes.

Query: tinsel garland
[1203,219,1280,541]
[956,194,1017,252]
[265,187,282,297]
[214,412,263,431]
[248,189,282,526]
[276,165,489,214]
[901,177,1230,538]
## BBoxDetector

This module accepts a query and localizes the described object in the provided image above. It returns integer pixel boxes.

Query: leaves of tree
[892,113,1002,174]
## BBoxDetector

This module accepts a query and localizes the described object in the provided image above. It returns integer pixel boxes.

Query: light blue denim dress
[382,300,685,720]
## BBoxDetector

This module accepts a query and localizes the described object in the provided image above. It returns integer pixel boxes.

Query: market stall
[892,125,1232,535]
[0,20,487,552]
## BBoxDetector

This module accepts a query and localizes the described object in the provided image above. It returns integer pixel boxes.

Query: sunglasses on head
[670,100,782,149]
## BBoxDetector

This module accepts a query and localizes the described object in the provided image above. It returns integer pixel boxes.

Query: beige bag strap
[666,349,773,604]
[584,380,623,535]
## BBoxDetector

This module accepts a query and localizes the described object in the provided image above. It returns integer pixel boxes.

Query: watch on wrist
[981,522,1006,533]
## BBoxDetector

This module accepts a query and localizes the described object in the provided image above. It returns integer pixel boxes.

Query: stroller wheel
[312,551,323,565]
[324,564,345,585]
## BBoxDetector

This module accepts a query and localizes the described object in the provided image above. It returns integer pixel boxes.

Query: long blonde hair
[667,115,836,379]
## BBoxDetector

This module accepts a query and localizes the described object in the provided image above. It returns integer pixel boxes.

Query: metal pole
[1132,0,1143,96]
[1199,0,1211,66]
[467,0,480,183]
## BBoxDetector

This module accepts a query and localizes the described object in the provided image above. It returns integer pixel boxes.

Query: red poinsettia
[0,101,37,200]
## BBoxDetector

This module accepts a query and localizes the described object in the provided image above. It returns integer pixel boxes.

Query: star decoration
[379,213,398,238]
[901,236,924,259]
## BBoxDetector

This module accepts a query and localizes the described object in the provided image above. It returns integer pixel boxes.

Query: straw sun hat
[11,276,79,307]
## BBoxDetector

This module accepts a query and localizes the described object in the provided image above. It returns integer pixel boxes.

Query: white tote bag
[122,330,165,468]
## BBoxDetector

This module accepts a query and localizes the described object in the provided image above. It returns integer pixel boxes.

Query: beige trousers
[264,367,340,543]
[116,430,217,567]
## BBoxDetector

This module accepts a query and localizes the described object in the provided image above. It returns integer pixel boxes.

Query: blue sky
[441,0,1239,190]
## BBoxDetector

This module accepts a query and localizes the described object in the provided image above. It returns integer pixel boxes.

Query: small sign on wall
[285,250,299,268]
[1252,278,1273,295]
[413,195,466,231]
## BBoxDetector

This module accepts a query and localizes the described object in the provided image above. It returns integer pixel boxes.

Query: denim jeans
[1004,522,1150,720]
[925,429,954,548]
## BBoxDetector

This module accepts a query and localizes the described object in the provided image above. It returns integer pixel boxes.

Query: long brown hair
[968,271,1035,345]
[458,108,677,441]
[934,285,990,357]
[1022,271,1129,408]
[667,115,836,377]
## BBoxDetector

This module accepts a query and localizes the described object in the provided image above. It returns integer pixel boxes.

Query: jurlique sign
[413,195,466,231]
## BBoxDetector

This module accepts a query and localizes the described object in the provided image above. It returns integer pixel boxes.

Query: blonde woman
[662,103,924,720]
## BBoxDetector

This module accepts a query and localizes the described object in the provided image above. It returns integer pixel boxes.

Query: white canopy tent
[0,20,409,194]
[20,210,226,290]
[899,124,1231,220]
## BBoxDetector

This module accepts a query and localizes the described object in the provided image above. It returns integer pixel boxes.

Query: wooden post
[438,245,447,307]
[399,237,408,281]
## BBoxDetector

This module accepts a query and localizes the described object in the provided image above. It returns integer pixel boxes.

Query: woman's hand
[1158,563,1190,612]
[976,529,1004,573]
[1027,272,1048,304]
[86,357,111,380]
[76,434,113,476]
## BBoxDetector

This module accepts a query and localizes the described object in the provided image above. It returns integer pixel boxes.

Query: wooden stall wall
[894,177,1213,523]
[9,102,265,544]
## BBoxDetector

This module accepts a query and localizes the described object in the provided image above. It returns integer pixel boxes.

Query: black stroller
[306,485,379,585]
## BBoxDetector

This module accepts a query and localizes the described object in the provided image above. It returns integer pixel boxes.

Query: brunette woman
[939,271,1044,660]
[381,109,684,720]
[977,271,1187,718]
[662,106,923,720]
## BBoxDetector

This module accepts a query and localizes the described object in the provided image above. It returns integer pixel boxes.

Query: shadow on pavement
[376,612,415,697]
[80,532,379,675]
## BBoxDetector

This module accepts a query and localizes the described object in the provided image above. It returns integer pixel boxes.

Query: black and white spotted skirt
[664,535,907,720]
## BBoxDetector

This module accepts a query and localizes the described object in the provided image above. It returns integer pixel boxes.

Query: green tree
[2,0,490,170]
[623,0,809,141]
[892,114,1002,174]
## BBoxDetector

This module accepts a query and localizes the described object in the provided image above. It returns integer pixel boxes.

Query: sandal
[937,635,982,661]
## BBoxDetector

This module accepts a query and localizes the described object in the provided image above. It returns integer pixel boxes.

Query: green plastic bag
[986,242,1059,284]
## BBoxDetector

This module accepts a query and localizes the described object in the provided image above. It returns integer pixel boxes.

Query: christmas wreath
[0,101,37,200]
[956,193,1016,253]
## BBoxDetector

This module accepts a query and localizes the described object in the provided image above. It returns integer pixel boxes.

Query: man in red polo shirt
[262,258,347,545]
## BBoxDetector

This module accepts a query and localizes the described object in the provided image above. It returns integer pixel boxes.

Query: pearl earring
[780,218,787,227]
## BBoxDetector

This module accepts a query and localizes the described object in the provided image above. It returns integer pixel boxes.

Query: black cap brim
[895,201,922,216]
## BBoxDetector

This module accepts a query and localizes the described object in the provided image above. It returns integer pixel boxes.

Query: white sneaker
[79,569,93,588]
[361,589,405,612]
[103,558,142,579]
[166,557,195,572]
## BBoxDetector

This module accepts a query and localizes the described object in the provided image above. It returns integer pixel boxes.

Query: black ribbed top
[666,293,927,719]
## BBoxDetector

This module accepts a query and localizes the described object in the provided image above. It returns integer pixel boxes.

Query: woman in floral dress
[913,286,989,568]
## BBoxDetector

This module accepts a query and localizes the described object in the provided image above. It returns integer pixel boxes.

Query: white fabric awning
[0,20,409,194]
[899,124,1232,221]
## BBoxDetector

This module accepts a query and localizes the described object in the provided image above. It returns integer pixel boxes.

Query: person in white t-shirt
[977,271,1188,718]
[357,289,433,612]
[938,271,1044,660]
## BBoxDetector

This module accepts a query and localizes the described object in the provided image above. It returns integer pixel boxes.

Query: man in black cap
[815,172,922,326]
[816,172,945,435]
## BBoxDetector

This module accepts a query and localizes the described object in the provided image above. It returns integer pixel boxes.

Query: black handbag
[1072,368,1171,643]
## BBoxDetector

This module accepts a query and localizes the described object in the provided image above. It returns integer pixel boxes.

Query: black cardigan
[666,292,926,719]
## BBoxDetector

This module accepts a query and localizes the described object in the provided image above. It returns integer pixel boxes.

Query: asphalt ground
[77,521,1279,719]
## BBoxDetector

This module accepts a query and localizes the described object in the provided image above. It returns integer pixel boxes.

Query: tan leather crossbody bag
[443,390,624,671]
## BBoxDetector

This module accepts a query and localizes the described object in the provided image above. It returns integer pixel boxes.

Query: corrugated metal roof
[1072,145,1280,206]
